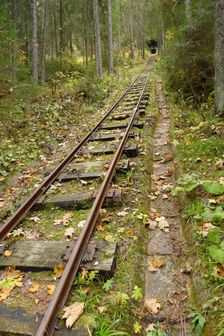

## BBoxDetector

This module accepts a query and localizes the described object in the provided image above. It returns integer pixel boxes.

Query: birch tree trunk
[185,0,192,27]
[11,0,17,85]
[83,1,88,66]
[129,0,135,59]
[32,0,38,81]
[107,0,114,73]
[59,0,63,59]
[53,8,59,58]
[93,0,103,77]
[215,0,224,117]
[41,0,48,84]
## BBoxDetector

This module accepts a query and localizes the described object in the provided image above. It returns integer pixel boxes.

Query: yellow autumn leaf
[4,250,13,257]
[53,262,64,279]
[47,284,56,295]
[28,283,40,293]
[151,256,166,268]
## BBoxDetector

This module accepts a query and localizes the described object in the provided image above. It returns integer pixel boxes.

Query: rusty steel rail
[0,73,142,242]
[35,67,151,336]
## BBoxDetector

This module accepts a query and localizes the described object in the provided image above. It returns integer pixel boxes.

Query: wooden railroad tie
[33,188,122,210]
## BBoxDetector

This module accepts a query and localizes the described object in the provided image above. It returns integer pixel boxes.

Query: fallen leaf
[54,213,73,227]
[199,222,216,236]
[98,305,107,313]
[215,159,224,170]
[144,299,161,315]
[117,211,128,217]
[217,263,224,277]
[11,228,25,237]
[96,223,106,231]
[103,163,110,170]
[4,250,13,257]
[6,267,22,279]
[62,302,84,328]
[35,298,40,305]
[30,216,41,223]
[147,219,157,230]
[82,287,90,295]
[28,283,40,293]
[0,288,11,301]
[53,262,64,279]
[47,284,56,295]
[146,323,155,332]
[77,220,86,228]
[64,227,75,238]
[105,234,114,241]
[151,256,166,268]
[80,268,88,280]
[148,261,157,272]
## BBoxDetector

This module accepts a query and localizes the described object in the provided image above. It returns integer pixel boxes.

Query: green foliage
[94,318,129,336]
[188,310,206,336]
[172,174,224,196]
[0,4,16,72]
[208,245,224,264]
[202,181,224,195]
[158,0,214,104]
[131,285,143,301]
[102,279,114,292]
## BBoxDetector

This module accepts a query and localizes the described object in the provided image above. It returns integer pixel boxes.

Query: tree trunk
[41,0,48,84]
[11,0,17,85]
[32,0,38,81]
[107,0,114,73]
[83,1,88,66]
[93,0,103,77]
[53,8,59,58]
[185,0,192,27]
[59,0,63,58]
[129,0,134,59]
[215,0,224,117]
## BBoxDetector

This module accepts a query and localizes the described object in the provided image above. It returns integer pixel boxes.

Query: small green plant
[102,279,114,292]
[75,270,99,286]
[94,318,129,336]
[188,310,206,336]
[131,285,143,300]
[172,174,224,196]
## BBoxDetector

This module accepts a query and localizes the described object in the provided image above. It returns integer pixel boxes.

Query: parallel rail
[0,62,152,335]
[0,73,142,241]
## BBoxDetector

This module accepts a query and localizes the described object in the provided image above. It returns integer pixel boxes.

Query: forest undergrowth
[168,90,224,336]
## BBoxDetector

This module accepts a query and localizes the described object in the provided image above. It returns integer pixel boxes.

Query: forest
[0,0,223,336]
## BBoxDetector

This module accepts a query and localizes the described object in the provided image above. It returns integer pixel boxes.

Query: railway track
[0,61,153,335]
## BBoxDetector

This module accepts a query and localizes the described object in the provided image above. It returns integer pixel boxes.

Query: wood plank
[33,188,122,210]
[89,131,138,142]
[0,240,117,275]
[64,159,130,175]
[100,121,144,130]
[87,143,138,157]
[58,171,107,181]
[0,303,93,335]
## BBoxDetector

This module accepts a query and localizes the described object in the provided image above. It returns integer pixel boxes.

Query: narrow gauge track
[0,61,153,335]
